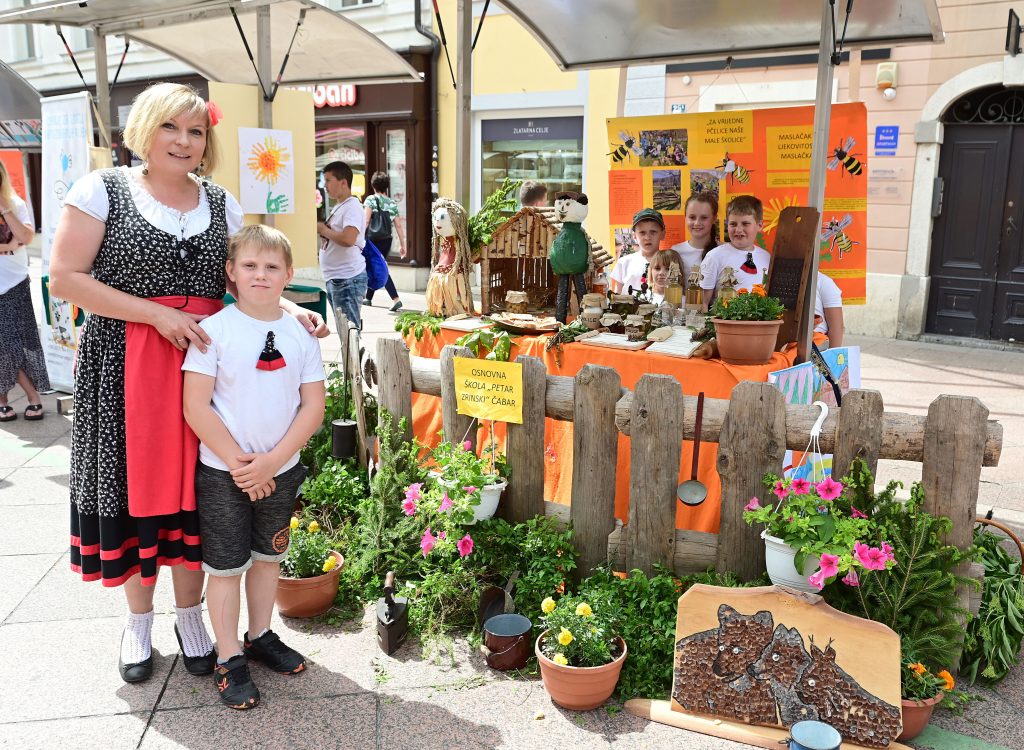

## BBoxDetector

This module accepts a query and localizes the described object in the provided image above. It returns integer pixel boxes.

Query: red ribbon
[206,100,223,128]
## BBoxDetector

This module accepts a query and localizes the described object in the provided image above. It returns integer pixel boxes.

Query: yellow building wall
[207,82,317,268]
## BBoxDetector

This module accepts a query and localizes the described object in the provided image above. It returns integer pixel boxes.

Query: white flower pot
[471,480,506,523]
[762,531,818,593]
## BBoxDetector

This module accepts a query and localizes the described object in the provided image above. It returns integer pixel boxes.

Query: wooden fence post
[376,337,413,443]
[335,315,370,468]
[439,345,478,451]
[832,389,884,479]
[716,382,787,581]
[624,374,684,576]
[504,355,546,523]
[570,365,621,583]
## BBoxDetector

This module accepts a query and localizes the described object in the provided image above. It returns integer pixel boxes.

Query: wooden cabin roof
[483,205,612,269]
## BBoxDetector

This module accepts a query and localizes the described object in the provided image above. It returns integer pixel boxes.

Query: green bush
[300,457,369,534]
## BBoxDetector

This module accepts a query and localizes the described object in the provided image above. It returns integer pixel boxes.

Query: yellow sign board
[453,357,524,424]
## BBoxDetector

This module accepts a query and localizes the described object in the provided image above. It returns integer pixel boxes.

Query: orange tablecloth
[406,326,797,533]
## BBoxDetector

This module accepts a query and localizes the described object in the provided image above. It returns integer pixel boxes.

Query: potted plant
[743,470,896,593]
[535,594,627,711]
[429,438,509,523]
[707,285,785,365]
[276,517,344,618]
[898,657,959,740]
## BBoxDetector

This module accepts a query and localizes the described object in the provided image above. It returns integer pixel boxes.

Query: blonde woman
[0,159,48,422]
[49,82,327,685]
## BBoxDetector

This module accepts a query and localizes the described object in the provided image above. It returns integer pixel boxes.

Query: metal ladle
[677,391,707,506]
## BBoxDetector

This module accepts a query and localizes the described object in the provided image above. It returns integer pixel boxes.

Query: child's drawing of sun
[247,137,291,185]
[762,194,800,234]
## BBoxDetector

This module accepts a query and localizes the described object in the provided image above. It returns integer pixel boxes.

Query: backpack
[361,238,390,291]
[366,196,393,243]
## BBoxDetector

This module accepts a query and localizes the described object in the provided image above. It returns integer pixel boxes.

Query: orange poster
[607,170,644,226]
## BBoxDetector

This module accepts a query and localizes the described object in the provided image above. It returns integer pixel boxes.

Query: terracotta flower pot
[535,631,627,711]
[275,551,344,618]
[897,693,943,741]
[712,317,783,365]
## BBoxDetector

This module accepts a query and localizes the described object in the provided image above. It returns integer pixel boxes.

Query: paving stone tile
[0,502,66,554]
[929,688,1023,750]
[0,711,149,750]
[0,552,60,622]
[23,433,71,468]
[606,705,760,749]
[0,464,69,506]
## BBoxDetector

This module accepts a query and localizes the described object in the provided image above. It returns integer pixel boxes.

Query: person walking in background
[519,180,548,208]
[0,159,49,422]
[317,161,367,329]
[362,171,405,312]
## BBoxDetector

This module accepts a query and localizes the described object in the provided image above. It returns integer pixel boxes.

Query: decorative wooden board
[577,332,651,351]
[646,328,702,359]
[440,316,491,332]
[670,585,902,748]
[765,206,820,349]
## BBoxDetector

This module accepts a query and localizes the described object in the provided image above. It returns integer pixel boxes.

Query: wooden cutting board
[646,328,702,358]
[577,332,651,350]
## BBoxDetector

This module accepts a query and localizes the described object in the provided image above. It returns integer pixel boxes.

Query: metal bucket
[788,721,842,750]
[481,613,532,671]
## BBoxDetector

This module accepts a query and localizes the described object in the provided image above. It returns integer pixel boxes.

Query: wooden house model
[480,206,613,314]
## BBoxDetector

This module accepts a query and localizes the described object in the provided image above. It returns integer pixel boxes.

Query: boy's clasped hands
[230,452,282,501]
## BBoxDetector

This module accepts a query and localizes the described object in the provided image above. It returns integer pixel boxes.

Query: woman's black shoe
[174,623,216,676]
[214,654,260,710]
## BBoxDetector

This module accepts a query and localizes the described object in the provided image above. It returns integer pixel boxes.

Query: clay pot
[535,631,627,711]
[897,693,943,741]
[276,551,344,618]
[712,317,783,365]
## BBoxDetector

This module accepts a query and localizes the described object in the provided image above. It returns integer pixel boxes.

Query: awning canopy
[0,0,420,85]
[0,59,41,120]
[495,0,943,71]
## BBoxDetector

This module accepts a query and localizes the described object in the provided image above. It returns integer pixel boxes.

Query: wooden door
[992,127,1024,340]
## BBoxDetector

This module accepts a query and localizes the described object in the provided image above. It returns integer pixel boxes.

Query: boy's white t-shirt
[319,195,366,281]
[182,304,326,475]
[0,195,31,294]
[814,272,844,334]
[610,251,654,292]
[699,243,771,292]
[669,241,705,284]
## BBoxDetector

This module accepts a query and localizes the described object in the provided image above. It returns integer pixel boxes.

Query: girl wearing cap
[611,207,665,294]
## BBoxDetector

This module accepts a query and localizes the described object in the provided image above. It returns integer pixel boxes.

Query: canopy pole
[797,0,836,364]
[94,30,111,151]
[455,0,472,209]
[257,3,274,226]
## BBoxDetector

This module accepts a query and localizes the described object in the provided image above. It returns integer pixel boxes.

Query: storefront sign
[1,119,42,146]
[482,116,582,142]
[453,357,524,424]
[291,84,358,108]
[874,125,899,156]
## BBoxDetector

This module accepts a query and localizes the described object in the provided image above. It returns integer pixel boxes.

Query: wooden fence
[373,338,1003,590]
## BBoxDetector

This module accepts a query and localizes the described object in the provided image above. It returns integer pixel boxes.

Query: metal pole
[455,0,472,209]
[256,4,274,225]
[93,30,111,151]
[797,0,836,364]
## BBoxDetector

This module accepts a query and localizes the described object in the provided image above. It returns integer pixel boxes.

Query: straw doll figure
[425,198,475,316]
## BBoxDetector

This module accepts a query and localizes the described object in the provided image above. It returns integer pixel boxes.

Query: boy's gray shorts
[195,462,306,577]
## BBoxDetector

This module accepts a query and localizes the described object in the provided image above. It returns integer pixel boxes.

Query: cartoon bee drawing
[608,130,641,164]
[716,152,752,184]
[828,136,863,176]
[822,214,860,260]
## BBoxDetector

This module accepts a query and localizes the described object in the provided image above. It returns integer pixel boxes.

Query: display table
[405,326,797,533]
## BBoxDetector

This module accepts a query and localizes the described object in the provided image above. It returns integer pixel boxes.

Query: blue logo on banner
[874,126,899,156]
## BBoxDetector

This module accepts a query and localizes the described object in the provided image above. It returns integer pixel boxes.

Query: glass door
[315,124,366,216]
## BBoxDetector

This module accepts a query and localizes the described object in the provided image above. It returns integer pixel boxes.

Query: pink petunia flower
[807,569,826,591]
[438,531,446,540]
[438,492,453,513]
[881,541,895,561]
[791,478,811,495]
[463,485,478,495]
[420,528,437,556]
[815,476,843,502]
[462,440,473,451]
[854,541,888,571]
[773,481,789,500]
[405,483,423,502]
[851,505,868,519]
[402,497,417,516]
[842,568,860,587]
[819,553,840,579]
[457,534,474,557]
[744,497,761,511]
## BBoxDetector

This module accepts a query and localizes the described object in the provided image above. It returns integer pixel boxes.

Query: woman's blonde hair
[0,159,13,204]
[122,82,220,176]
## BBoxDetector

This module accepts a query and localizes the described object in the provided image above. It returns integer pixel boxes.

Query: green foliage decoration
[468,177,521,252]
[455,325,513,361]
[395,311,444,340]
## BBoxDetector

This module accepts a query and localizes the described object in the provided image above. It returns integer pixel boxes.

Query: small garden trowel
[376,570,408,655]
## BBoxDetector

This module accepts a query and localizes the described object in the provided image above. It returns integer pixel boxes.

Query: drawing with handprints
[238,128,294,215]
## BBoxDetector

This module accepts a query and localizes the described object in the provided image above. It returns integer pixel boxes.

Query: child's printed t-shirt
[182,304,326,474]
[699,243,771,293]
[610,251,654,292]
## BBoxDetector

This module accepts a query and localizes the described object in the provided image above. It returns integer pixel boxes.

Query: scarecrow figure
[425,198,475,316]
[549,191,590,324]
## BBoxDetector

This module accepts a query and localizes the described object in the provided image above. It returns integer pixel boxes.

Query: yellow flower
[552,653,569,666]
[289,517,299,530]
[937,670,955,691]
[908,662,926,675]
[308,521,320,533]
[541,597,556,614]
[557,628,574,646]
[575,602,593,618]
[322,555,337,572]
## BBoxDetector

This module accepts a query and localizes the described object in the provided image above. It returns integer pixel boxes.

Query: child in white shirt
[670,191,719,284]
[700,194,771,309]
[611,207,665,294]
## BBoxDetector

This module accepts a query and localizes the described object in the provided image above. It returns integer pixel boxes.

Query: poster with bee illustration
[607,103,867,304]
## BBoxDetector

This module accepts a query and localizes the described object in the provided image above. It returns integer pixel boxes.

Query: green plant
[431,438,506,488]
[281,517,338,579]
[545,319,589,367]
[455,325,513,361]
[708,286,784,323]
[299,457,369,534]
[962,524,1024,684]
[301,368,353,475]
[395,311,443,340]
[468,177,521,252]
[901,655,970,710]
[538,593,620,668]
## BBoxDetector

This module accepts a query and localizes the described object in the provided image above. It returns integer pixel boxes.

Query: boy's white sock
[175,603,214,657]
[121,610,154,665]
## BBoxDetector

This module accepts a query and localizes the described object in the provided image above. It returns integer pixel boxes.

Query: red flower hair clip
[206,100,223,128]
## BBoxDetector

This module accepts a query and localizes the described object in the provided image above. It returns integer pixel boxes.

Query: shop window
[481,116,584,205]
[315,125,366,211]
[333,0,381,9]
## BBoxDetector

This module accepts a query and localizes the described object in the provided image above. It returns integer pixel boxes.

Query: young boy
[611,207,666,293]
[317,161,366,330]
[183,225,326,710]
[699,194,772,309]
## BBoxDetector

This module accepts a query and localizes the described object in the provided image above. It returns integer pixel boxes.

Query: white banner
[238,127,294,215]
[40,92,93,391]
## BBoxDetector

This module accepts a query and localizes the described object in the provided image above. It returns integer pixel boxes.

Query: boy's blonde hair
[228,224,293,268]
[725,194,763,223]
[122,82,220,176]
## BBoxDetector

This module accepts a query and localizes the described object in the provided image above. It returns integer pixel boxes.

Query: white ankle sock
[122,610,154,665]
[175,603,214,657]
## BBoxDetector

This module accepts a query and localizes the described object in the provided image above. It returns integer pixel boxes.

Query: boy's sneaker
[244,629,306,674]
[214,655,260,710]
